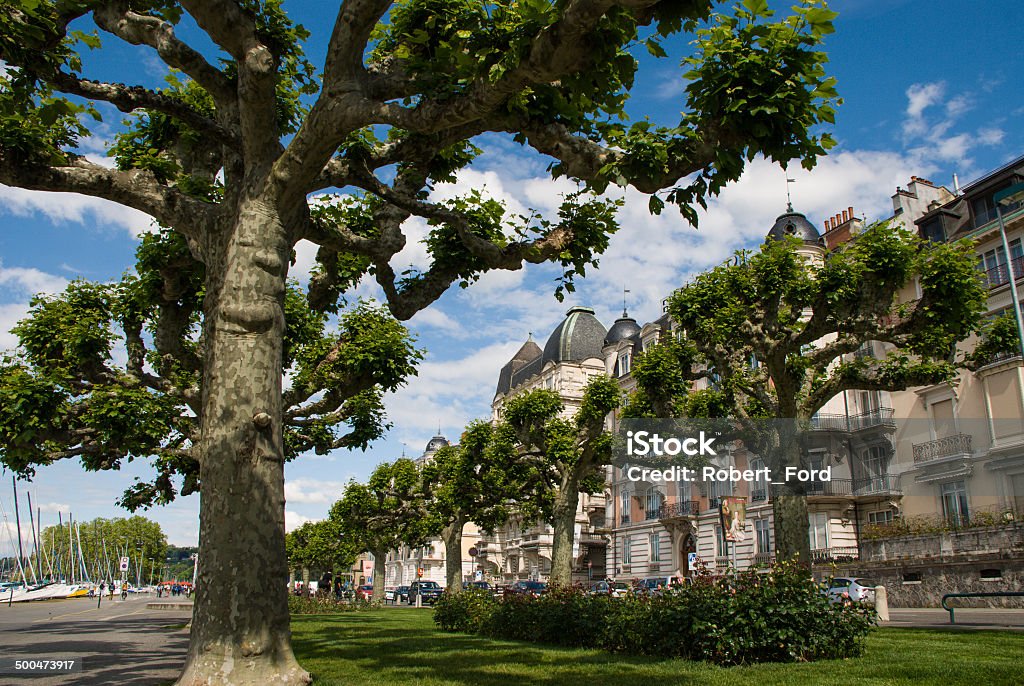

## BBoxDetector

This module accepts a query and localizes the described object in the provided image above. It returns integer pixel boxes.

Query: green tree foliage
[285,519,355,577]
[0,230,422,509]
[421,420,540,591]
[0,0,841,680]
[37,515,167,583]
[330,458,438,599]
[642,225,986,561]
[496,375,621,585]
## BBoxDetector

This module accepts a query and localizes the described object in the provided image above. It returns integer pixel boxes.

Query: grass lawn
[290,608,1024,685]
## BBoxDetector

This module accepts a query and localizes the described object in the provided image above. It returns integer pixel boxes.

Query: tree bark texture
[770,432,811,565]
[371,548,386,601]
[548,485,580,586]
[441,517,465,592]
[176,199,309,686]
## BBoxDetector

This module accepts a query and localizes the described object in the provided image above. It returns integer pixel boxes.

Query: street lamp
[994,181,1024,359]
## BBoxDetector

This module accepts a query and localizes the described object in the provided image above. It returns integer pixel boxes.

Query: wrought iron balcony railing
[912,433,973,464]
[810,546,859,562]
[810,408,894,432]
[658,501,701,518]
[852,474,902,496]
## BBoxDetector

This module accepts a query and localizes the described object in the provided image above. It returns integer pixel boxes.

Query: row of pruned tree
[293,374,620,598]
[326,223,1009,583]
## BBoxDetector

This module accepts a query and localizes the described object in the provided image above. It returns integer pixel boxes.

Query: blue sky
[1,0,1022,551]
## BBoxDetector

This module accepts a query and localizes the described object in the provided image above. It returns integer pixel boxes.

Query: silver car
[826,577,876,604]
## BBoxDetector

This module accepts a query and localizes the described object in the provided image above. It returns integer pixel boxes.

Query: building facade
[470,155,1024,585]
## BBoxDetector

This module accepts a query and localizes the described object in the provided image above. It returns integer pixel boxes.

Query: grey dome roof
[604,314,641,346]
[766,208,823,246]
[541,306,607,366]
[424,435,449,454]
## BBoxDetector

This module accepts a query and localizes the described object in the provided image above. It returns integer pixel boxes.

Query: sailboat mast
[68,513,75,585]
[26,493,39,582]
[12,476,29,584]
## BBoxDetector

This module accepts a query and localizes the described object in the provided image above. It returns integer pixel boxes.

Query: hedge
[433,561,876,665]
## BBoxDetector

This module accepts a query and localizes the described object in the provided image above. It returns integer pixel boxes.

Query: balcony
[753,552,775,566]
[620,514,631,525]
[810,408,895,432]
[981,255,1024,289]
[750,488,768,503]
[658,501,701,519]
[805,479,852,497]
[810,546,859,563]
[853,474,902,497]
[645,507,662,521]
[913,433,973,464]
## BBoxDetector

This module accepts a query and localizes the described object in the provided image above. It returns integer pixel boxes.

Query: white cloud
[905,81,945,123]
[0,302,30,350]
[385,340,524,433]
[37,502,71,514]
[285,510,317,533]
[0,184,154,238]
[284,477,349,505]
[0,264,69,296]
[978,127,1005,146]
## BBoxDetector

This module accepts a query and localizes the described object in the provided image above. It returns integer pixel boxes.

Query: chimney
[824,218,831,231]
[842,210,849,223]
[848,206,854,220]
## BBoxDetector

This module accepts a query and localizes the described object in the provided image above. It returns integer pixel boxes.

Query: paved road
[0,594,192,685]
[886,607,1024,631]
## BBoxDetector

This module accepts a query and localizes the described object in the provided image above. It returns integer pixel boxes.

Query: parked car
[825,577,876,604]
[394,585,411,603]
[506,580,547,597]
[636,577,672,595]
[384,587,396,602]
[355,584,374,601]
[408,580,444,605]
[465,581,498,597]
[589,580,629,598]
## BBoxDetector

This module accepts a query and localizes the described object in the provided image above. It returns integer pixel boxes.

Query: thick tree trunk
[371,549,386,601]
[441,516,465,592]
[176,200,309,686]
[770,427,811,565]
[548,486,580,587]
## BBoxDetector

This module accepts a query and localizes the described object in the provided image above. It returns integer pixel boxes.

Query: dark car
[394,585,411,603]
[408,580,444,605]
[589,580,629,598]
[506,580,547,597]
[465,581,498,597]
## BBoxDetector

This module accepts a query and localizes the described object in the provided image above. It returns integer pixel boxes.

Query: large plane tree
[662,227,985,563]
[0,0,841,682]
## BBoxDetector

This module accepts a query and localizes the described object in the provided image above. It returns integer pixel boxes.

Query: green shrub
[433,588,497,632]
[434,562,876,665]
[288,594,372,614]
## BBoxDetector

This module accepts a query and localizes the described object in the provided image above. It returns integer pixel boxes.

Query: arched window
[620,488,631,524]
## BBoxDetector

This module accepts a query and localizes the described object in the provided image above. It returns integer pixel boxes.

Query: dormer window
[617,351,631,376]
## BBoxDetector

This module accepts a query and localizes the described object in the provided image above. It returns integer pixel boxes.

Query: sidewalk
[1,595,191,685]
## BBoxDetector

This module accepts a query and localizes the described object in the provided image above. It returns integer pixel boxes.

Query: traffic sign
[687,552,698,571]
[416,567,424,578]
[119,556,130,572]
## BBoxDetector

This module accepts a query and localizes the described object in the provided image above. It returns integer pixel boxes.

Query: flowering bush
[434,562,876,665]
